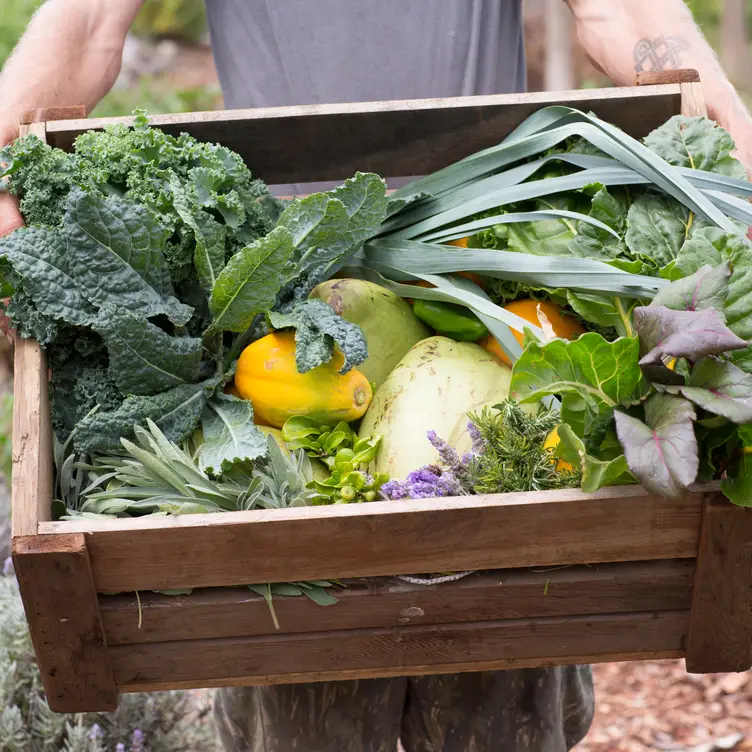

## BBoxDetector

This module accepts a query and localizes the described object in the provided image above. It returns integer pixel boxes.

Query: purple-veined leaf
[614,394,698,499]
[634,305,747,365]
[678,357,752,424]
[650,262,731,313]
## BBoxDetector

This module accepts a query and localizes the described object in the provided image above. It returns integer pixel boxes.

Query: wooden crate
[11,78,752,714]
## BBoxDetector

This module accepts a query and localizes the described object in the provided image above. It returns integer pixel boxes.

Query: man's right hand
[0,179,22,344]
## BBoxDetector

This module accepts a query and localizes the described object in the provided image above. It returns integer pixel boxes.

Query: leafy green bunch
[511,260,752,502]
[281,416,388,502]
[0,115,388,486]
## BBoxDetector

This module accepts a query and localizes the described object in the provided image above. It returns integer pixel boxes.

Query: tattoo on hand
[634,36,690,73]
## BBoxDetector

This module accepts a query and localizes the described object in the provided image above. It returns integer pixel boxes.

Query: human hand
[0,151,22,345]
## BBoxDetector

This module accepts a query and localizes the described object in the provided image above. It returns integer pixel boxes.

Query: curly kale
[1,110,282,289]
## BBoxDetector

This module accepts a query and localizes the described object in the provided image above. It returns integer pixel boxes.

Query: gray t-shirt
[204,0,526,109]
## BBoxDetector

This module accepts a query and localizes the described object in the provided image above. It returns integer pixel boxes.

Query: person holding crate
[1,1,751,750]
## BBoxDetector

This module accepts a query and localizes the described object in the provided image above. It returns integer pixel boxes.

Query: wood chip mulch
[575,660,752,752]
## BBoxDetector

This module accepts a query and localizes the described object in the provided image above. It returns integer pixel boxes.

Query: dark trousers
[213,666,594,751]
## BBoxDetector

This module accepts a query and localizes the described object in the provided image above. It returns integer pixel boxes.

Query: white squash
[358,336,513,479]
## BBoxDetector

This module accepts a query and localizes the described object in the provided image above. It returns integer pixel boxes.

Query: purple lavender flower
[467,420,486,454]
[381,464,464,500]
[89,724,102,741]
[427,430,462,471]
[116,745,126,752]
[130,729,144,752]
[2,557,12,577]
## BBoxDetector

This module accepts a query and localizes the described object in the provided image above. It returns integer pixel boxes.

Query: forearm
[0,0,143,145]
[567,0,752,168]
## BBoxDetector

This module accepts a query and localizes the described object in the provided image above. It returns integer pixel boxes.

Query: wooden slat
[636,69,701,85]
[40,485,707,593]
[110,610,689,692]
[11,533,117,712]
[680,81,709,119]
[43,86,682,184]
[11,326,52,537]
[100,560,695,646]
[685,498,752,674]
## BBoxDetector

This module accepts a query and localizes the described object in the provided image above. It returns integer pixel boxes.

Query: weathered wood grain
[685,498,752,674]
[11,300,52,539]
[100,560,695,646]
[636,69,701,85]
[680,81,708,118]
[41,485,707,593]
[43,86,682,184]
[110,610,689,692]
[11,534,117,712]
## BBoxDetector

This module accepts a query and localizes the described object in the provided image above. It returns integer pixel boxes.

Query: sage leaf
[614,394,698,499]
[94,304,203,395]
[267,299,368,374]
[198,394,268,476]
[678,357,752,424]
[209,226,295,332]
[63,188,192,325]
[634,305,747,365]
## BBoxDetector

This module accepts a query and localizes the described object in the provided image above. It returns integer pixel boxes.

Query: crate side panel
[54,485,705,592]
[11,534,117,713]
[11,339,52,537]
[110,610,688,690]
[100,560,695,645]
[44,87,682,184]
[686,499,752,673]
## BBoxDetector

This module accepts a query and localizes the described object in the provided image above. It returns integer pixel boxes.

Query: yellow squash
[543,426,574,473]
[481,299,586,367]
[234,331,372,428]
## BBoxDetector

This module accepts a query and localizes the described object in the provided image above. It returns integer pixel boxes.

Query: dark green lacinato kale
[0,114,388,458]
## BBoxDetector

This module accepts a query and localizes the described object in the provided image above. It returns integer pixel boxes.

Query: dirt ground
[575,660,752,752]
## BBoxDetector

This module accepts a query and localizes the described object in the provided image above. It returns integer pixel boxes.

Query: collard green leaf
[330,172,388,246]
[73,382,209,453]
[556,422,632,492]
[566,290,636,338]
[93,304,203,395]
[625,193,691,268]
[0,226,95,327]
[678,357,752,423]
[198,394,268,476]
[614,394,698,499]
[278,194,352,266]
[720,424,752,505]
[511,332,643,433]
[267,299,368,374]
[171,175,227,291]
[506,196,579,257]
[634,305,747,365]
[568,185,629,260]
[63,188,192,325]
[643,115,748,178]
[650,262,731,313]
[209,226,295,332]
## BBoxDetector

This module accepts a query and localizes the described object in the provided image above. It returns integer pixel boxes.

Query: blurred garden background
[1,1,752,749]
